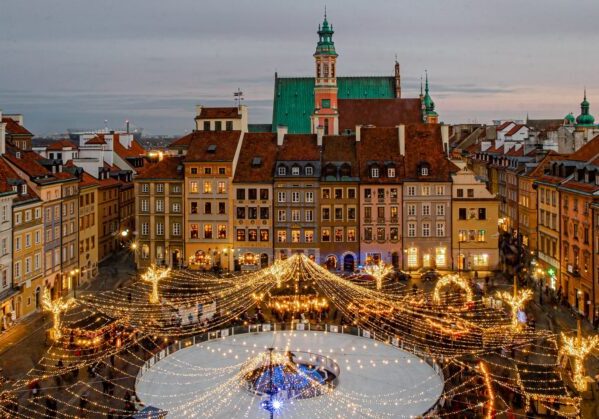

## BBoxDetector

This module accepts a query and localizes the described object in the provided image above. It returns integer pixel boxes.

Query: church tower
[423,71,439,124]
[312,11,339,135]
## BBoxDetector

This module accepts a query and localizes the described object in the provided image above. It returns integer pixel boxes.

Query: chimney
[355,125,361,142]
[0,110,4,155]
[398,124,406,156]
[441,124,449,156]
[125,120,130,134]
[276,125,288,146]
[195,105,203,118]
[316,125,324,146]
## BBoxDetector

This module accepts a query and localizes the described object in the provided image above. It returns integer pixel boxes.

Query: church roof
[338,98,422,132]
[272,75,396,133]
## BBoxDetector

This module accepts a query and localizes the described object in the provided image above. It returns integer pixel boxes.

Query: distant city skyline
[1,0,598,135]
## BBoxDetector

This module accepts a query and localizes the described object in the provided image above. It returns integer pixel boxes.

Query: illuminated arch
[433,274,473,304]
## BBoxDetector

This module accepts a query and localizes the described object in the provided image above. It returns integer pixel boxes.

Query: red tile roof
[505,124,525,136]
[185,130,242,162]
[496,121,514,131]
[568,134,599,161]
[560,179,599,194]
[506,146,524,157]
[277,134,320,161]
[233,133,278,183]
[3,146,77,182]
[338,98,421,132]
[404,123,454,181]
[0,158,20,194]
[85,135,107,145]
[356,127,404,183]
[169,133,194,148]
[113,134,146,160]
[195,107,241,119]
[322,135,358,174]
[79,172,100,188]
[47,139,78,151]
[136,156,184,180]
[2,118,32,136]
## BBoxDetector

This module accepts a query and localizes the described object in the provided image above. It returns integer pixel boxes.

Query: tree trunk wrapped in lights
[495,289,533,330]
[363,261,393,290]
[41,288,76,341]
[560,331,599,392]
[141,265,171,304]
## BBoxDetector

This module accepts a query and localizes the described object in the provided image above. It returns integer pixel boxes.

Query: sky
[1,0,598,136]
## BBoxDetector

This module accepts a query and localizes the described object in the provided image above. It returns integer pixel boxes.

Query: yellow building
[12,185,44,319]
[78,173,99,286]
[451,165,499,273]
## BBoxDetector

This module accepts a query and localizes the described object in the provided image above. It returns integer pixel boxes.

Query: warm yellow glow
[364,261,393,290]
[40,288,76,341]
[561,333,599,392]
[496,289,533,329]
[479,361,495,418]
[141,264,171,303]
[433,274,473,304]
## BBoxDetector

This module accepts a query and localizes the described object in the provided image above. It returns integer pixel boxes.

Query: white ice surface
[136,331,443,418]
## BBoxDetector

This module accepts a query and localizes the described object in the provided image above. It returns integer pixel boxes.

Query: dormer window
[292,166,300,176]
[371,167,379,178]
[278,166,286,176]
[388,168,396,178]
[418,162,431,176]
[22,184,27,195]
[305,165,314,176]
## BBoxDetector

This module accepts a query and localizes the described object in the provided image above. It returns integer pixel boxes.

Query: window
[14,261,20,278]
[218,202,226,214]
[260,207,269,219]
[334,207,343,221]
[364,227,373,241]
[321,207,330,221]
[407,222,416,237]
[25,233,31,248]
[292,192,300,203]
[364,188,372,199]
[191,202,198,214]
[436,204,445,216]
[248,229,257,241]
[407,204,416,216]
[306,192,314,203]
[292,230,301,243]
[478,208,486,220]
[141,199,149,212]
[421,186,430,196]
[322,188,331,199]
[304,230,314,243]
[260,230,269,241]
[217,225,227,239]
[278,166,286,176]
[15,237,21,251]
[217,182,226,194]
[422,223,431,237]
[34,253,40,270]
[173,184,181,194]
[364,207,372,221]
[14,212,21,225]
[291,210,301,222]
[321,99,331,108]
[226,121,233,131]
[277,230,287,243]
[349,188,356,199]
[305,209,313,222]
[172,223,181,236]
[142,184,149,193]
[377,206,385,221]
[35,208,41,219]
[376,227,385,241]
[473,254,489,267]
[278,210,286,222]
[305,166,314,176]
[191,167,198,175]
[457,189,464,198]
[422,204,430,216]
[436,222,445,237]
[292,166,300,176]
[420,166,429,176]
[172,203,181,213]
[204,202,212,214]
[459,208,467,220]
[237,207,246,219]
[25,210,31,222]
[203,121,210,130]
[141,223,149,235]
[377,188,385,200]
[371,167,379,178]
[203,181,212,193]
[156,223,164,236]
[237,189,246,200]
[407,186,416,196]
[321,228,331,242]
[156,183,164,193]
[215,121,222,131]
[334,188,343,199]
[467,189,474,198]
[190,181,198,193]
[477,230,486,242]
[390,206,398,221]
[248,189,257,200]
[156,199,164,212]
[35,231,40,244]
[347,227,356,242]
[204,225,213,239]
[436,185,445,195]
[190,224,199,239]
[435,248,446,267]
[278,192,286,203]
[347,207,356,220]
[334,227,344,242]
[260,189,269,200]
[387,167,396,178]
[390,227,398,241]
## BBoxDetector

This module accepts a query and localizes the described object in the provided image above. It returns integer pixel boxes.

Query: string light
[40,287,77,341]
[495,289,533,330]
[560,332,599,392]
[141,264,171,303]
[363,261,393,290]
[432,274,473,305]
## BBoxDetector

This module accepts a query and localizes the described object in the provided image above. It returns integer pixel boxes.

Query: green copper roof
[315,13,337,56]
[576,90,595,126]
[272,76,396,133]
[423,72,436,114]
[564,113,575,124]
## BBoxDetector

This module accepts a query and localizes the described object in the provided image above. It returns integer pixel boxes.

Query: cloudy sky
[1,0,598,136]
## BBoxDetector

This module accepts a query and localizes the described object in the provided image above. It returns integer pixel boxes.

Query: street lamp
[69,268,80,298]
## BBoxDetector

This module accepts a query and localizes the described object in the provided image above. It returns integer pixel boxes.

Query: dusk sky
[1,0,598,136]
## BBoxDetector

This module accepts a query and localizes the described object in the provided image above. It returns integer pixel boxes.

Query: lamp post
[69,268,80,298]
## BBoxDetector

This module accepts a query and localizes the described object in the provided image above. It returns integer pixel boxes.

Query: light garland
[560,332,599,392]
[495,289,533,330]
[433,274,473,305]
[363,261,393,290]
[141,264,171,304]
[40,287,77,341]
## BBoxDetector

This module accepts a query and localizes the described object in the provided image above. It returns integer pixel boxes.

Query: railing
[135,323,446,415]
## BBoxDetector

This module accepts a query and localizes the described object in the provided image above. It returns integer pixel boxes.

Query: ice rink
[136,330,444,418]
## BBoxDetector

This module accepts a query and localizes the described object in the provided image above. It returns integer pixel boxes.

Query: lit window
[407,248,418,268]
[435,247,446,267]
[292,166,300,175]
[387,168,395,178]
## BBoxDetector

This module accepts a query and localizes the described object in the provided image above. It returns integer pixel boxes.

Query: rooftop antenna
[234,88,244,109]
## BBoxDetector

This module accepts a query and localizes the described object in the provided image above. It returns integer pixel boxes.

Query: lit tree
[561,330,599,392]
[41,288,76,341]
[141,265,170,304]
[364,261,393,290]
[496,289,533,329]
